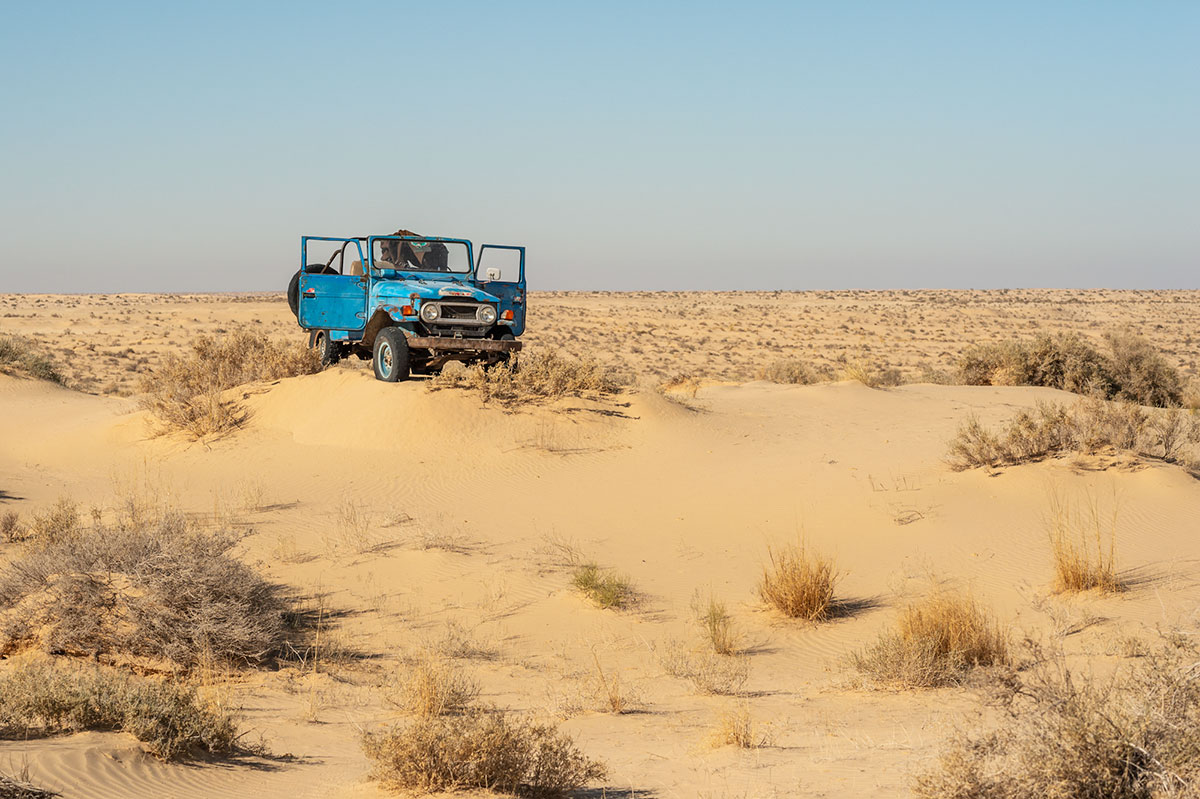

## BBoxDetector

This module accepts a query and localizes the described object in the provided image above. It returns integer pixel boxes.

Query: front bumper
[404,336,522,353]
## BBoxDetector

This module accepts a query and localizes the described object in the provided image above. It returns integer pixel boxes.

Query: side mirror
[485,268,501,281]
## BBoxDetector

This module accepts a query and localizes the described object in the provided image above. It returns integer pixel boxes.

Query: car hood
[373,277,499,304]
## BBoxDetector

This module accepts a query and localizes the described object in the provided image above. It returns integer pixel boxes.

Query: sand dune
[2,358,1198,797]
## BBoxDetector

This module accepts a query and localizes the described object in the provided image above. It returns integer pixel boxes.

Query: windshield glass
[372,238,471,274]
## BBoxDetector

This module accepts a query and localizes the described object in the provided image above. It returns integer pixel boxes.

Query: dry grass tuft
[841,357,903,388]
[571,563,634,610]
[657,640,751,695]
[0,507,293,669]
[853,592,1009,688]
[387,655,479,717]
[708,704,772,749]
[0,771,59,798]
[914,642,1200,798]
[139,331,321,438]
[1047,492,1121,593]
[0,658,241,760]
[0,335,63,385]
[958,329,1185,408]
[758,543,838,621]
[692,590,740,655]
[428,349,623,404]
[948,398,1200,471]
[362,708,606,796]
[757,358,830,385]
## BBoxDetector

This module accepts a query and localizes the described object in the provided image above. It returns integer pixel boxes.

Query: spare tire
[287,264,339,318]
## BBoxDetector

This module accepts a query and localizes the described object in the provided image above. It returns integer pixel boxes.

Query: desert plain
[1,289,1199,799]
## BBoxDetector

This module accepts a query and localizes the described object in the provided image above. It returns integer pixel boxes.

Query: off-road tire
[372,328,410,382]
[313,330,340,367]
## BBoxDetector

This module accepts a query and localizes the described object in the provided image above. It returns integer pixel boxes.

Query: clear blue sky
[1,1,1196,292]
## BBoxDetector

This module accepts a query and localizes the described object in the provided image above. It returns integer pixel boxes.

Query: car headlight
[477,305,497,324]
[420,303,440,322]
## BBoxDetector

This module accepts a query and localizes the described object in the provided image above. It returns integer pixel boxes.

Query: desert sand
[1,290,1198,798]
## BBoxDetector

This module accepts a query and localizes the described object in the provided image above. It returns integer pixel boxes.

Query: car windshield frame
[367,236,474,276]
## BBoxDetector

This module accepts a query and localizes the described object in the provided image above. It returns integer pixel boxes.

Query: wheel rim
[381,343,393,376]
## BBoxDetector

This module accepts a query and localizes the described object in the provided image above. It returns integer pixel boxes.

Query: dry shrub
[957,330,1184,408]
[139,331,321,438]
[0,658,240,760]
[362,708,606,796]
[758,543,837,621]
[0,336,63,384]
[387,655,479,717]
[428,349,622,404]
[0,771,58,798]
[1,511,22,544]
[585,649,637,714]
[914,642,1200,798]
[842,357,903,388]
[948,399,1200,471]
[757,358,830,385]
[853,592,1009,688]
[571,563,634,610]
[1047,492,1121,593]
[657,640,750,695]
[708,704,772,749]
[0,508,291,669]
[26,498,80,544]
[692,591,739,655]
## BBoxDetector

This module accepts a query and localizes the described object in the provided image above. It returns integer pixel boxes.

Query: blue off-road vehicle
[287,232,525,381]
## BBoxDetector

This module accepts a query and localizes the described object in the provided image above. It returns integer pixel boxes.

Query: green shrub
[571,563,634,610]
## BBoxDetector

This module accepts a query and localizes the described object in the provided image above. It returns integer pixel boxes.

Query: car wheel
[372,328,410,382]
[314,330,340,367]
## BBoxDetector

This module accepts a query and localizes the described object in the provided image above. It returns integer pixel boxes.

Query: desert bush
[757,358,830,385]
[947,398,1200,471]
[0,771,57,798]
[0,336,63,384]
[429,349,622,404]
[708,704,772,749]
[387,655,479,717]
[841,357,903,388]
[26,498,80,544]
[913,643,1200,798]
[0,511,22,544]
[0,510,291,669]
[692,591,739,655]
[362,708,606,796]
[957,330,1184,408]
[0,659,240,760]
[657,641,751,695]
[758,543,838,621]
[1047,492,1121,593]
[571,563,634,610]
[139,331,321,438]
[852,592,1009,688]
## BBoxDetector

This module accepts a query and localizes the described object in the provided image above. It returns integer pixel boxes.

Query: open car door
[298,237,369,332]
[476,245,525,336]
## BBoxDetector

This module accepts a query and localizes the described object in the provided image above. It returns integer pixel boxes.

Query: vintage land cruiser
[287,233,525,381]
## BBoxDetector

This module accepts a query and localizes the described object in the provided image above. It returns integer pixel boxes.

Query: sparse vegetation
[0,658,241,760]
[958,330,1185,407]
[947,398,1200,471]
[852,591,1009,688]
[708,705,772,749]
[571,563,634,610]
[362,708,606,796]
[0,335,63,384]
[139,331,321,438]
[428,349,623,404]
[0,771,58,799]
[0,505,292,669]
[914,642,1200,798]
[757,358,830,385]
[758,543,838,621]
[0,511,22,543]
[1047,492,1121,593]
[692,590,740,655]
[657,641,751,695]
[841,357,903,388]
[387,655,479,717]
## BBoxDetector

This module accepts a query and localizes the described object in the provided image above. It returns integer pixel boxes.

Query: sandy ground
[1,291,1199,798]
